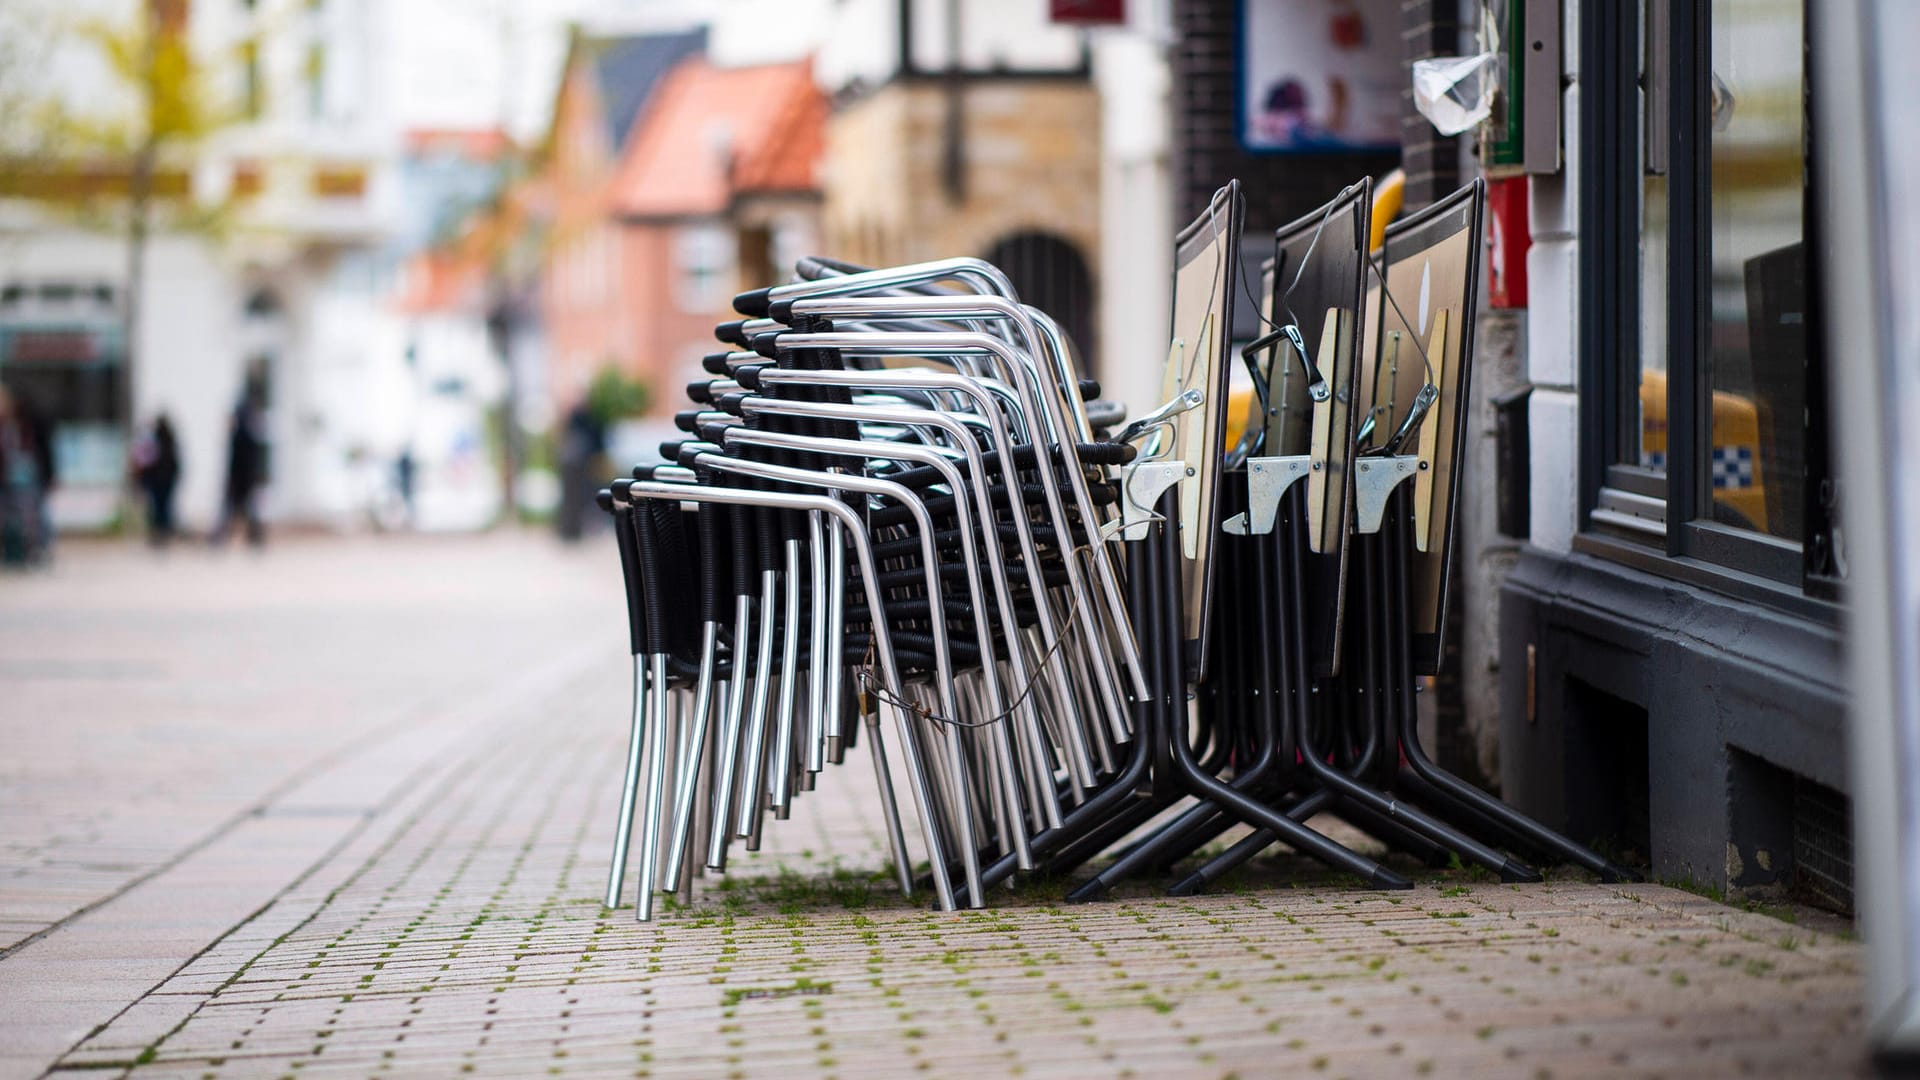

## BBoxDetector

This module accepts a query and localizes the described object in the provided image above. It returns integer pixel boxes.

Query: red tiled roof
[607,57,823,219]
[732,72,828,196]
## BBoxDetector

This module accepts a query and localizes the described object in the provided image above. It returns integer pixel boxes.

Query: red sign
[1050,0,1126,25]
[1486,176,1531,309]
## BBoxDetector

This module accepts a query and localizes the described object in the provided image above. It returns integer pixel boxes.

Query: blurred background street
[0,0,1173,551]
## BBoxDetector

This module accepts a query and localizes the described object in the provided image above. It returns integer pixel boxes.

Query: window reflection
[1638,172,1669,470]
[1705,0,1806,540]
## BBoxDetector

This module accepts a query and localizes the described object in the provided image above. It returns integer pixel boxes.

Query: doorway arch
[980,231,1096,373]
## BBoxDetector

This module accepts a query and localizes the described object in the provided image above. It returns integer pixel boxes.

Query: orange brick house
[601,56,827,413]
[535,26,825,421]
[537,28,706,414]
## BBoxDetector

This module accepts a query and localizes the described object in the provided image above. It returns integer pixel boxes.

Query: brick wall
[1397,0,1467,211]
[823,79,1102,269]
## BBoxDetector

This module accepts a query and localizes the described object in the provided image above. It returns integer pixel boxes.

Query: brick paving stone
[0,534,622,954]
[0,533,1874,1079]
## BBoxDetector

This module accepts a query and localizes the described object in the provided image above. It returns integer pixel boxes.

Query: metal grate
[1792,774,1854,915]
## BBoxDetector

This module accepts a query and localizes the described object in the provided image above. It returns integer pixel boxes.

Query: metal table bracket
[1104,461,1186,542]
[1223,455,1312,536]
[1353,455,1424,535]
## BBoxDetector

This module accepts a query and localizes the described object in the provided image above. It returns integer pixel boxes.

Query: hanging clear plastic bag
[1412,52,1499,136]
[1411,2,1502,137]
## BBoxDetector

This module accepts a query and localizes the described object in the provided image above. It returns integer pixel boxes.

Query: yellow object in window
[1639,370,1768,531]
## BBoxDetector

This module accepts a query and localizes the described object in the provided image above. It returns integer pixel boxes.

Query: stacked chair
[596,178,1636,921]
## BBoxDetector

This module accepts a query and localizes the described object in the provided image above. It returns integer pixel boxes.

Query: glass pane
[1628,1,1670,471]
[1638,171,1669,469]
[1705,0,1806,541]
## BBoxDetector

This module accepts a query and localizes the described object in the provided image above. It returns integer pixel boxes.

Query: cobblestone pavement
[0,533,1868,1079]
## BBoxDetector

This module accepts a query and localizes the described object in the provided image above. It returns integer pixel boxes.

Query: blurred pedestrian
[395,447,416,528]
[211,368,269,548]
[555,400,605,542]
[15,390,56,563]
[131,413,182,547]
[0,385,40,567]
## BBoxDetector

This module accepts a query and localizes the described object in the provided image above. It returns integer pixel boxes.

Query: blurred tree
[0,5,56,164]
[1,0,242,433]
[584,364,652,428]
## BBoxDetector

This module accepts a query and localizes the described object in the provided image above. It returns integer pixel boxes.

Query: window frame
[673,223,735,315]
[1576,0,1838,615]
[1579,0,1665,533]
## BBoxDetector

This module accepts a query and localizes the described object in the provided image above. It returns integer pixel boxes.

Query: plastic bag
[1412,52,1499,136]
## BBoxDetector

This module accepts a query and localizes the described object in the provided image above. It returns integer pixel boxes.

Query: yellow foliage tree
[3,0,241,433]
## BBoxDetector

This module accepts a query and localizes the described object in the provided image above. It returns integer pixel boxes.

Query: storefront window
[0,284,129,493]
[1704,0,1806,541]
[1582,0,1835,601]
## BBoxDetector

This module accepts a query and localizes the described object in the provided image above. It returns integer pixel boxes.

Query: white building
[0,0,418,533]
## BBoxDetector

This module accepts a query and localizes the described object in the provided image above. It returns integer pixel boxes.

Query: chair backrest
[1164,180,1244,681]
[1269,178,1372,677]
[1367,178,1485,675]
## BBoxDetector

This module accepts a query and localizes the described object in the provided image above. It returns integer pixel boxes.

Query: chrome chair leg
[605,653,648,909]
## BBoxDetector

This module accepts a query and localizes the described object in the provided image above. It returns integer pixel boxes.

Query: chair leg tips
[1371,867,1416,890]
[1065,879,1112,904]
[1166,875,1207,897]
[1498,858,1544,884]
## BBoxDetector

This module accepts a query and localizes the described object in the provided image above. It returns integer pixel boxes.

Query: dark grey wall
[1500,547,1846,893]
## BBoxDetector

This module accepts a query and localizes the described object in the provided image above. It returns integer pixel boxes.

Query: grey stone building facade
[1174,0,1847,906]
